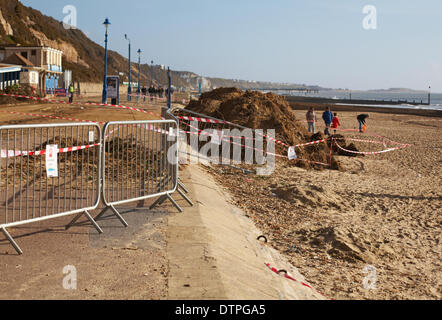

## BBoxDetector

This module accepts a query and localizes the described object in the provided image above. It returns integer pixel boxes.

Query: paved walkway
[167,164,324,300]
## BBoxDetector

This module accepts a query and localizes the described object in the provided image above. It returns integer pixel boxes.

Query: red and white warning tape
[128,93,167,101]
[1,143,101,158]
[0,110,103,124]
[177,115,291,147]
[334,141,410,155]
[0,93,158,117]
[180,120,331,165]
[265,263,331,299]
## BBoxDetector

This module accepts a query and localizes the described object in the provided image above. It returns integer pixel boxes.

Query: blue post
[198,79,202,97]
[102,18,111,104]
[146,61,149,91]
[137,49,142,94]
[167,67,172,109]
[125,34,132,101]
[151,60,154,87]
[157,65,160,88]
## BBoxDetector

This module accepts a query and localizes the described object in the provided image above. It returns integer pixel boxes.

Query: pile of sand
[185,88,339,169]
[271,182,346,210]
[296,226,377,264]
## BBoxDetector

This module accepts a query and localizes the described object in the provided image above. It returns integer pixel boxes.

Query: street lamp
[428,86,431,105]
[167,67,171,109]
[151,60,154,87]
[102,18,111,104]
[137,49,142,94]
[125,34,131,101]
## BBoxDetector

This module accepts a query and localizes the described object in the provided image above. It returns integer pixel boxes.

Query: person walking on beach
[68,83,75,103]
[357,114,369,132]
[306,107,317,134]
[148,85,154,101]
[331,113,341,134]
[141,86,147,102]
[322,106,333,136]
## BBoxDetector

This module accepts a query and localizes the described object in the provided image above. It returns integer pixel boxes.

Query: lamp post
[157,64,162,88]
[428,86,431,105]
[146,61,149,91]
[137,49,142,94]
[151,60,154,87]
[167,67,172,109]
[125,34,131,101]
[101,18,111,104]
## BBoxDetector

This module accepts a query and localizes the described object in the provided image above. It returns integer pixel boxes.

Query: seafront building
[0,62,21,90]
[0,45,63,94]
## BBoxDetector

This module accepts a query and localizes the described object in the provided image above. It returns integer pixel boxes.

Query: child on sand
[331,113,341,134]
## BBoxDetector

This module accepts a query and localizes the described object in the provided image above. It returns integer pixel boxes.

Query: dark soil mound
[0,84,40,105]
[185,88,340,169]
[327,134,362,158]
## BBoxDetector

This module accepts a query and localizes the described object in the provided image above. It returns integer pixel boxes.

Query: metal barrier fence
[96,120,180,225]
[0,123,102,254]
[0,117,193,254]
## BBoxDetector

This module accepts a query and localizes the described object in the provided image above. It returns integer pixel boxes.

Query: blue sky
[20,0,442,92]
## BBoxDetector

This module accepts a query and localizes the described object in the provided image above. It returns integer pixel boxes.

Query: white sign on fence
[288,146,297,160]
[46,145,59,177]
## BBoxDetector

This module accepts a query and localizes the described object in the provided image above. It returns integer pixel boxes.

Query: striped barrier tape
[177,115,291,147]
[0,110,104,124]
[334,141,410,155]
[128,93,168,100]
[0,93,158,117]
[265,263,330,299]
[179,122,330,166]
[1,143,101,158]
[181,120,326,150]
[335,128,414,147]
[290,157,330,166]
[180,120,330,165]
[0,108,171,140]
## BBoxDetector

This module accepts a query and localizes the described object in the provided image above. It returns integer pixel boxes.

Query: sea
[280,90,442,111]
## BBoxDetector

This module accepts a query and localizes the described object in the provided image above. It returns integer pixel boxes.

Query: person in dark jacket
[357,114,369,132]
[148,86,154,101]
[141,86,147,102]
[322,106,333,136]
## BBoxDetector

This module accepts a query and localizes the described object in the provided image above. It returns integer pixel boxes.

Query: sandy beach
[0,96,441,300]
[206,108,441,299]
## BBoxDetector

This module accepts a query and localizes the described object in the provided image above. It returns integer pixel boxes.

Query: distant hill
[0,0,319,91]
[0,0,199,87]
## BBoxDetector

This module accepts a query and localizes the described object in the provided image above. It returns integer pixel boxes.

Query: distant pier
[284,95,430,106]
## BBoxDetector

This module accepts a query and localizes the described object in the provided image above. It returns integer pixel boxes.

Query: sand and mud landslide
[184,88,346,169]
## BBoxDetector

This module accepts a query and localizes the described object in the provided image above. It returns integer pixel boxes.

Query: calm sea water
[283,90,442,111]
